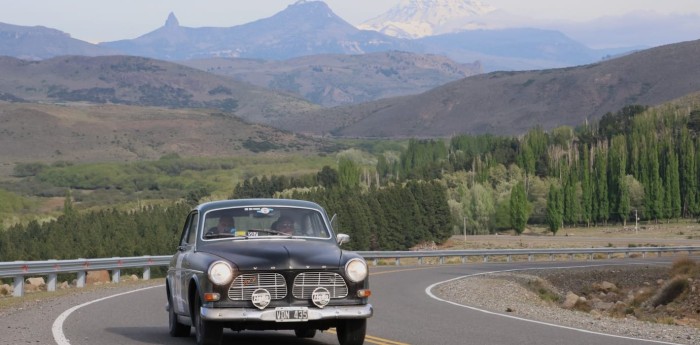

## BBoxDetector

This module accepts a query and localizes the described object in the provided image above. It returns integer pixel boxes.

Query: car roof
[193,198,325,214]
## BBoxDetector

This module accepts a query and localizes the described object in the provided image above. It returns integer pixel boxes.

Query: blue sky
[0,0,698,43]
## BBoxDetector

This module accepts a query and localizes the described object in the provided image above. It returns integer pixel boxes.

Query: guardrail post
[642,252,647,258]
[483,255,489,263]
[607,253,612,259]
[569,254,574,261]
[143,266,151,280]
[461,256,466,264]
[48,259,57,292]
[112,269,121,283]
[77,271,86,288]
[549,254,554,261]
[625,252,629,258]
[48,273,57,292]
[13,275,24,297]
[589,253,593,260]
[439,257,444,265]
[395,258,400,266]
[657,251,661,257]
[372,258,378,266]
[507,255,512,263]
[528,254,533,262]
[418,257,423,265]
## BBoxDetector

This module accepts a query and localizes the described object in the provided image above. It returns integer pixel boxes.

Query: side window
[179,211,198,246]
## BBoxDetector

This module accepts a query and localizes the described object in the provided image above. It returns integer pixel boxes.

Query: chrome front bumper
[201,304,373,321]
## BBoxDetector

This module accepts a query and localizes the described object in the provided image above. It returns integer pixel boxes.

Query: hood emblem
[311,287,331,308]
[251,288,271,309]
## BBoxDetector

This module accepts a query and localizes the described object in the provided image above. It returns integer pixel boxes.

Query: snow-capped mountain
[359,0,501,39]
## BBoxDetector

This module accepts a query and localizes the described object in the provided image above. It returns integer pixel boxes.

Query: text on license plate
[275,307,309,322]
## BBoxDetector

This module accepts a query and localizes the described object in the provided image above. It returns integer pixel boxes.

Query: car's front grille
[292,272,348,299]
[228,273,287,301]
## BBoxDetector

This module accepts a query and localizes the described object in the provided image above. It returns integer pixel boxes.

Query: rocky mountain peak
[165,12,179,28]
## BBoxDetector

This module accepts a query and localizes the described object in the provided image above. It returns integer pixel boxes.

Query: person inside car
[206,215,235,237]
[272,215,295,235]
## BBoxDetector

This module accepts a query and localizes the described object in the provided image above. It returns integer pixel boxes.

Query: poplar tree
[546,185,563,235]
[509,182,528,235]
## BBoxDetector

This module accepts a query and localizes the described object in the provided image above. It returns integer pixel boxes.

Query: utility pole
[635,209,638,234]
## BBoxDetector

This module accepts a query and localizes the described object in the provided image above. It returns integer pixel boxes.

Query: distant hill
[97,1,611,71]
[2,1,628,72]
[0,102,332,167]
[181,51,481,106]
[282,39,700,137]
[0,22,118,60]
[100,3,415,61]
[0,55,318,126]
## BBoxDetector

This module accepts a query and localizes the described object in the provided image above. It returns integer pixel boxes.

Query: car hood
[202,239,343,270]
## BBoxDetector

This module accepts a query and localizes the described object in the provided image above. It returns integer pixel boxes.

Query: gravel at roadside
[434,265,700,345]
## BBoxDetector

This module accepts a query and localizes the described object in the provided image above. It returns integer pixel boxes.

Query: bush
[670,257,698,277]
[651,277,689,307]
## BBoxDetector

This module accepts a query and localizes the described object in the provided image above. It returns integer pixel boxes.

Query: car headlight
[345,258,368,283]
[208,261,234,286]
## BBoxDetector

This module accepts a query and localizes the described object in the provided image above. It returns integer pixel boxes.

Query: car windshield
[201,205,331,240]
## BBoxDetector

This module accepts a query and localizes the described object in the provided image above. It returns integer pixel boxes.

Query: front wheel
[168,292,190,337]
[193,293,223,345]
[336,319,366,345]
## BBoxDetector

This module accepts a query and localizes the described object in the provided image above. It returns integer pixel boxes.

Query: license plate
[275,307,309,322]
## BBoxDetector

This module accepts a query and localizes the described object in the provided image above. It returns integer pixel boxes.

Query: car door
[172,211,198,315]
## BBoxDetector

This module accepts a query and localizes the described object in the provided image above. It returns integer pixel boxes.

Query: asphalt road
[50,258,685,345]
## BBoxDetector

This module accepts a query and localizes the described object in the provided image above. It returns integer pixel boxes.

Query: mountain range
[1,1,636,71]
[279,39,700,137]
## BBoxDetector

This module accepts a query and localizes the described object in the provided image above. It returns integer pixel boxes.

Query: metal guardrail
[1,247,699,298]
[0,256,171,297]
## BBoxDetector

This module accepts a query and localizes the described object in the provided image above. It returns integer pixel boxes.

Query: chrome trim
[293,272,348,299]
[201,304,373,321]
[228,273,287,301]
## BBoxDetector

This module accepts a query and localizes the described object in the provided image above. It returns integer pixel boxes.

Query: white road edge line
[425,262,686,345]
[52,284,164,345]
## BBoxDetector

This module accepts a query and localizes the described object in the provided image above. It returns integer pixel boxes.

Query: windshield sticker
[257,208,273,215]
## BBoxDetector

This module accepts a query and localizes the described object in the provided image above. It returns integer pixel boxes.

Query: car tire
[168,292,191,337]
[294,328,317,338]
[336,319,366,345]
[193,293,223,345]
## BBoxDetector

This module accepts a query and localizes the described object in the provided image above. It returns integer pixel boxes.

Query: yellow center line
[327,329,411,345]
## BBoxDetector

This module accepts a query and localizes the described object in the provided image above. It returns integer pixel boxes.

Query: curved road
[53,258,686,345]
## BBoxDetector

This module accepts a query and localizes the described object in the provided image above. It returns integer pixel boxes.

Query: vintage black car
[166,199,372,345]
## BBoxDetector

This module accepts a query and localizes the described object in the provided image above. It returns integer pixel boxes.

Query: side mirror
[336,233,350,246]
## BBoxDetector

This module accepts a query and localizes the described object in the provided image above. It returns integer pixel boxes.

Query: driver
[273,215,295,235]
[207,215,235,236]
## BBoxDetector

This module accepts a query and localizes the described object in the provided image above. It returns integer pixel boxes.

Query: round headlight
[345,258,368,283]
[208,261,234,286]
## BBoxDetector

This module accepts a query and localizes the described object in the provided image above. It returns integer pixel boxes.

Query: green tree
[546,185,563,235]
[509,182,528,235]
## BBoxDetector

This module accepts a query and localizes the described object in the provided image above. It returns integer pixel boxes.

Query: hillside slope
[0,55,318,126]
[290,39,700,137]
[181,51,481,106]
[0,102,331,166]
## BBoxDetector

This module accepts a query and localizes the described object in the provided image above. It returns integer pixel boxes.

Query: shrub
[670,257,698,277]
[651,277,689,307]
